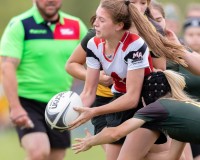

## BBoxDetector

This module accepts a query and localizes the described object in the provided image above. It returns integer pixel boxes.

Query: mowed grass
[0,128,105,160]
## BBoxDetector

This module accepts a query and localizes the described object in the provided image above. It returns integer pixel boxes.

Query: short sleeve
[124,37,150,70]
[86,38,101,70]
[0,18,25,59]
[133,100,169,122]
[81,29,95,51]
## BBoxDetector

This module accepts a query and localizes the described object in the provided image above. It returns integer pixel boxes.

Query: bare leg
[149,136,171,153]
[194,156,200,160]
[102,144,107,152]
[49,149,66,160]
[22,133,50,160]
[183,143,193,160]
[145,140,186,160]
[106,144,122,160]
[117,128,160,160]
[149,137,192,160]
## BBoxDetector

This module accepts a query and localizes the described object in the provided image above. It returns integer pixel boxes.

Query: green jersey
[134,99,200,143]
[0,6,87,102]
[179,65,200,99]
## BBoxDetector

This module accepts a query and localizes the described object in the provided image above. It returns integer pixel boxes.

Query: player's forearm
[88,118,145,146]
[80,90,96,108]
[88,127,121,147]
[80,68,99,107]
[93,93,139,116]
[66,62,87,81]
[182,51,200,75]
[1,61,21,108]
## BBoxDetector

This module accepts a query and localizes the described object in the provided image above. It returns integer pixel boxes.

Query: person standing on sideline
[0,0,87,160]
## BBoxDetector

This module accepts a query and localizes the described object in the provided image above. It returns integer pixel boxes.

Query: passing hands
[165,29,181,45]
[68,107,95,130]
[72,128,93,154]
[10,106,34,129]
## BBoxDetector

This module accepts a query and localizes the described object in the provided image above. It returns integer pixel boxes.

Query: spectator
[0,0,87,160]
[164,3,181,36]
[186,3,200,18]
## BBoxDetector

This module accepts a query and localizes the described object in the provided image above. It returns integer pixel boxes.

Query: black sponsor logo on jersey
[124,42,147,64]
[22,16,54,40]
[132,51,143,63]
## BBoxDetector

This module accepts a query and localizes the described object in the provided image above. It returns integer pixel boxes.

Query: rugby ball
[45,91,82,130]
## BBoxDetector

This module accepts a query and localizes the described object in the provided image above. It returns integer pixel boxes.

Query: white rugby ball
[45,91,82,130]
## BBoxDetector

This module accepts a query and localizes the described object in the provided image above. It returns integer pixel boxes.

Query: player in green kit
[0,0,87,160]
[72,70,200,160]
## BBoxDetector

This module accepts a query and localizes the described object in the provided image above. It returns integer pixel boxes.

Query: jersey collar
[32,5,64,25]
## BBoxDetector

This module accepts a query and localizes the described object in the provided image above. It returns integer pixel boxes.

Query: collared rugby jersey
[81,29,113,97]
[0,6,87,102]
[86,31,153,93]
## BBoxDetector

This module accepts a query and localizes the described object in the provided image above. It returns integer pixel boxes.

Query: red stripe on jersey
[145,55,153,75]
[113,54,153,93]
[122,32,140,52]
[103,41,121,62]
[111,72,126,93]
[93,37,103,48]
[54,18,80,39]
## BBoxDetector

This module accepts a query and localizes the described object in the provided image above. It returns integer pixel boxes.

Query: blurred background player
[150,1,200,159]
[181,17,200,160]
[185,3,200,18]
[164,3,181,37]
[0,0,87,160]
[0,57,9,130]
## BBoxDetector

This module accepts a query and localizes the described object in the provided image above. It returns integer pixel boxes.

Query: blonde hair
[163,70,200,105]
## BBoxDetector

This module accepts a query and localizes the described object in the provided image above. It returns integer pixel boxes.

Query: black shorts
[91,95,113,135]
[106,93,143,144]
[16,97,71,149]
[191,143,200,157]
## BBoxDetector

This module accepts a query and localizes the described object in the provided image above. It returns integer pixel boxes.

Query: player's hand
[68,107,94,130]
[165,29,181,45]
[99,70,113,87]
[10,106,34,129]
[72,128,93,153]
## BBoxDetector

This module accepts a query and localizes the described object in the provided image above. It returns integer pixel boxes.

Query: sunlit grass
[0,128,105,160]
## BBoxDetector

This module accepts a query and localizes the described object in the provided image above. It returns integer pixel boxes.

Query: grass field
[0,128,105,160]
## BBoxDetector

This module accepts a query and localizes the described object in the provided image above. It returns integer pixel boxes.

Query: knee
[26,147,50,160]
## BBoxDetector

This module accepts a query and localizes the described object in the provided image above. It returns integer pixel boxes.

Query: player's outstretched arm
[72,118,145,154]
[165,29,200,75]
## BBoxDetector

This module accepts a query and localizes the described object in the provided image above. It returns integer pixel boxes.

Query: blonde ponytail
[163,70,200,106]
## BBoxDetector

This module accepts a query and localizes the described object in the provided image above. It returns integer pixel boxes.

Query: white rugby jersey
[86,31,153,94]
